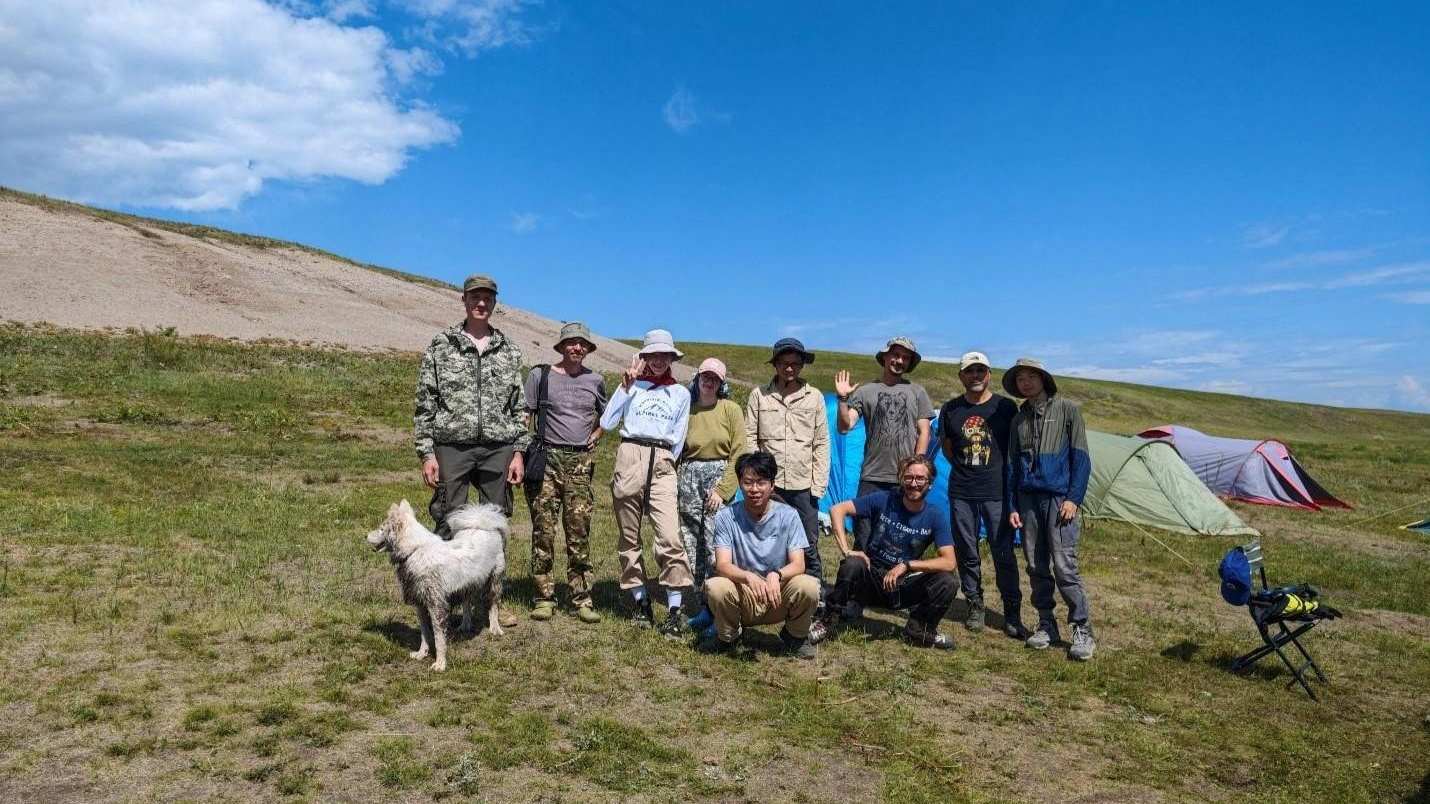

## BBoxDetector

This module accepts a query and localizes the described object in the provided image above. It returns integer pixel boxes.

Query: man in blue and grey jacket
[1004,358,1096,661]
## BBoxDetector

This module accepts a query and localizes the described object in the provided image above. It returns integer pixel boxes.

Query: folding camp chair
[1220,539,1341,700]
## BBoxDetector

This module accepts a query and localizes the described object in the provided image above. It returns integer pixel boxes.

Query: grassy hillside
[2,324,1427,803]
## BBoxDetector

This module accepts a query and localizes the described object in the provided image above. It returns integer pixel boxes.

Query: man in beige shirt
[745,337,831,583]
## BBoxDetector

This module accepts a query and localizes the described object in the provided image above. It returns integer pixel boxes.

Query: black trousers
[825,555,957,628]
[429,442,515,536]
[776,487,823,583]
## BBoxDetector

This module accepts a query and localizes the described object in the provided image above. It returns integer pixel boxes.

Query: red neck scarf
[639,372,677,387]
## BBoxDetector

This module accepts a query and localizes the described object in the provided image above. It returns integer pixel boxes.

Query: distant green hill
[635,339,1430,525]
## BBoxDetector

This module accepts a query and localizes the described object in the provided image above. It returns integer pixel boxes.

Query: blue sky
[3,1,1428,411]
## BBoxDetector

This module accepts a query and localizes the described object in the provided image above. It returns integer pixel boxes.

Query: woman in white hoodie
[599,329,694,636]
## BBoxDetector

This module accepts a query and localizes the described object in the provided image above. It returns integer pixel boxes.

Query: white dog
[366,499,507,671]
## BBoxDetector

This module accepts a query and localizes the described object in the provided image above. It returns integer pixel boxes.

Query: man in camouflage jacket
[414,274,530,540]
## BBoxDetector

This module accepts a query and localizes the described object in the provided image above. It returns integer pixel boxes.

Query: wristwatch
[901,559,912,572]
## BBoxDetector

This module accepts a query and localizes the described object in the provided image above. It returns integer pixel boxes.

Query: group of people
[414,274,1096,662]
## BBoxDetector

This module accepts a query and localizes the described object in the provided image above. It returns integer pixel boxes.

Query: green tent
[1083,431,1258,536]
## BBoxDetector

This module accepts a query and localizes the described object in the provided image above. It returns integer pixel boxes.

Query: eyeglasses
[960,366,989,375]
[901,475,932,487]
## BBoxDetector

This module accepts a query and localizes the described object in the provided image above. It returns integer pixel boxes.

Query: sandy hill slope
[0,187,658,376]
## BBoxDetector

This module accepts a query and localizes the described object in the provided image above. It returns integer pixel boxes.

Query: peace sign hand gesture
[621,354,646,391]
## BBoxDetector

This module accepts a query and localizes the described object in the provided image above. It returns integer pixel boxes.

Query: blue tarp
[819,390,954,513]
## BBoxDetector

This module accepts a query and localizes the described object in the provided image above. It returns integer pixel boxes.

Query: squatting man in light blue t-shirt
[698,451,822,659]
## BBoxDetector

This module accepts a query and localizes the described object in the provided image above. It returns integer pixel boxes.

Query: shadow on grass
[1405,771,1430,804]
[1161,640,1202,662]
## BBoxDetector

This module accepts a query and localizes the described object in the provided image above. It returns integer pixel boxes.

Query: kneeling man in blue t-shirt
[699,451,822,659]
[814,455,958,649]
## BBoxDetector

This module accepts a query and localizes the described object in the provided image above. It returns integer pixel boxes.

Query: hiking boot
[1025,623,1059,651]
[1069,623,1096,661]
[1003,608,1029,640]
[964,597,986,633]
[658,609,687,640]
[531,600,556,621]
[497,607,518,628]
[903,619,956,650]
[841,600,864,621]
[630,598,655,629]
[780,627,817,660]
[574,605,602,625]
[807,614,838,645]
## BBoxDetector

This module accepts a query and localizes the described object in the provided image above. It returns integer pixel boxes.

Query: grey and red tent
[1137,425,1351,511]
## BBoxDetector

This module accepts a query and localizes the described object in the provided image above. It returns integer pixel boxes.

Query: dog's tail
[446,502,509,539]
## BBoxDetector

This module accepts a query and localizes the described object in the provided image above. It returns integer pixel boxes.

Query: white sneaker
[1025,624,1059,650]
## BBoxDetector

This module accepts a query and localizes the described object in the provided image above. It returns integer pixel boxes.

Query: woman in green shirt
[679,357,748,598]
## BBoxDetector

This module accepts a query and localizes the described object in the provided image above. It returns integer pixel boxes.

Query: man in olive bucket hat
[522,322,608,625]
[1003,358,1096,661]
[414,273,527,628]
[833,337,936,554]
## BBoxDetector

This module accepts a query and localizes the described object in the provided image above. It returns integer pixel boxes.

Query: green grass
[1,323,1426,803]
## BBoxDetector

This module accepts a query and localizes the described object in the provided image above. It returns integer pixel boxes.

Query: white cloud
[1059,365,1187,384]
[398,0,542,56]
[1388,289,1430,304]
[1262,246,1380,270]
[568,192,607,220]
[1397,376,1430,411]
[1240,221,1292,249]
[662,85,730,134]
[504,211,539,234]
[1198,379,1255,396]
[0,0,537,211]
[1173,261,1430,302]
[663,86,701,134]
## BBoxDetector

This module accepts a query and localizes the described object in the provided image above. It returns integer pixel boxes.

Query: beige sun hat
[1002,357,1058,398]
[638,329,684,359]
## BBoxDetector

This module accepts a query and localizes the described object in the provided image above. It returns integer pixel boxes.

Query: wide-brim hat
[638,328,684,359]
[769,337,815,365]
[1002,357,1058,398]
[875,336,921,372]
[553,321,597,352]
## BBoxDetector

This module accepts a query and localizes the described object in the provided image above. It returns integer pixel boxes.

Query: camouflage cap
[462,274,499,295]
[554,321,597,352]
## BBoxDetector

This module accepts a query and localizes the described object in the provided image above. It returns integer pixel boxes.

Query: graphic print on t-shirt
[960,414,991,467]
[872,390,915,455]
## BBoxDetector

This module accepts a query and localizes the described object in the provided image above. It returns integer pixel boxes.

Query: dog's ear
[399,499,413,515]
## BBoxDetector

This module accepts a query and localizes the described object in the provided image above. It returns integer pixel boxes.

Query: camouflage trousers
[524,445,596,606]
[677,458,725,592]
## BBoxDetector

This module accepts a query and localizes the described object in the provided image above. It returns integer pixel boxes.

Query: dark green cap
[462,274,498,295]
